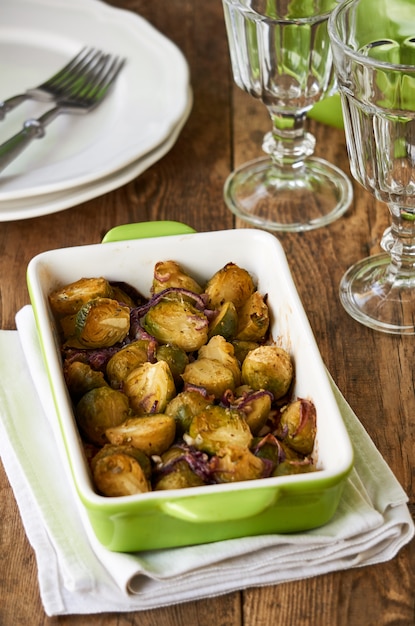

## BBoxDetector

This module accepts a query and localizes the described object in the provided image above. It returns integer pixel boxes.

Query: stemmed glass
[329,0,415,334]
[221,0,353,232]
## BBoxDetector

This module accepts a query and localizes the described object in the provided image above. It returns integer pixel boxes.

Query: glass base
[340,253,415,335]
[223,156,353,232]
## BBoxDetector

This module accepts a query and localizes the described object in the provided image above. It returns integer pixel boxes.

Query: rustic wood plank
[0,1,413,625]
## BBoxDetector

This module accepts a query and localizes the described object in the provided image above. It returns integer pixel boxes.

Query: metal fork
[0,53,125,174]
[0,47,106,121]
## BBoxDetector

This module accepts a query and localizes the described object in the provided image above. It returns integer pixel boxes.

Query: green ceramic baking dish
[26,223,353,552]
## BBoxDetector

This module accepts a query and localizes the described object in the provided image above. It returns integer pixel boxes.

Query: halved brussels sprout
[188,405,252,454]
[231,340,260,364]
[110,284,138,308]
[143,299,208,352]
[204,263,255,309]
[272,458,316,477]
[152,260,203,295]
[64,361,108,401]
[110,281,147,307]
[181,358,236,399]
[242,345,293,400]
[211,445,265,483]
[75,297,130,348]
[252,433,285,469]
[156,344,189,387]
[208,301,238,341]
[235,291,269,342]
[124,360,176,414]
[75,386,130,446]
[92,449,151,496]
[106,340,150,388]
[232,386,272,434]
[91,443,152,478]
[198,335,241,387]
[279,440,307,461]
[165,389,212,436]
[106,414,176,456]
[49,277,113,317]
[58,314,78,340]
[153,445,206,490]
[276,398,317,456]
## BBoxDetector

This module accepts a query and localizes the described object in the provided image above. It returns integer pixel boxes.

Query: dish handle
[159,489,278,523]
[101,220,196,243]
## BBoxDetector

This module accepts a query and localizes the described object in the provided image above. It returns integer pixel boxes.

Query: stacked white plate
[0,0,192,221]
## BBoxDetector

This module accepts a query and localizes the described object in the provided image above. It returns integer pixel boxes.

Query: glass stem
[262,110,316,169]
[381,204,415,279]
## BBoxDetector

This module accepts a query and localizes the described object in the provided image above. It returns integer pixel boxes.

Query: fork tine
[39,47,94,89]
[39,48,106,96]
[86,56,126,107]
[87,55,126,96]
[66,54,126,107]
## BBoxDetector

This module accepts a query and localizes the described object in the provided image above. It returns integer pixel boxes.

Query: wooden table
[1,1,414,624]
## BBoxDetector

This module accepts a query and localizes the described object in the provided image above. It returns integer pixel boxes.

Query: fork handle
[0,94,30,120]
[0,107,61,174]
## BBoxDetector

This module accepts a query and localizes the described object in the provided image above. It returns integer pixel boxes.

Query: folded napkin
[0,305,412,617]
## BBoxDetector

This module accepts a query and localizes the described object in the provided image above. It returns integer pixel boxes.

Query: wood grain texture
[0,1,414,625]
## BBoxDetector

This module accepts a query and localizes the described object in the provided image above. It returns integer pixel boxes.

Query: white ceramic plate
[0,90,192,221]
[0,0,190,200]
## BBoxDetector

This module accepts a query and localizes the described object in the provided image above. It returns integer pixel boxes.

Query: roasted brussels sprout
[235,291,269,342]
[231,339,260,364]
[91,444,151,496]
[252,433,285,469]
[106,414,176,456]
[58,314,78,340]
[276,398,317,456]
[208,301,238,340]
[123,360,176,415]
[110,284,138,308]
[181,358,236,399]
[210,445,266,483]
[64,361,108,401]
[197,335,241,388]
[75,386,130,446]
[205,263,255,309]
[252,432,315,476]
[156,344,189,387]
[110,281,147,307]
[143,299,209,352]
[49,277,113,317]
[106,340,150,388]
[151,260,203,295]
[242,345,293,400]
[75,298,130,348]
[187,405,252,455]
[165,389,212,436]
[153,445,207,490]
[91,443,152,478]
[231,386,272,434]
[272,458,316,477]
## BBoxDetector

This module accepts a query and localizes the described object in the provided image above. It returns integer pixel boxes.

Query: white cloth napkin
[0,305,412,617]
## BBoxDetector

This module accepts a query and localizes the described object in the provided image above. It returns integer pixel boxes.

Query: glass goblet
[329,0,415,334]
[221,0,353,232]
